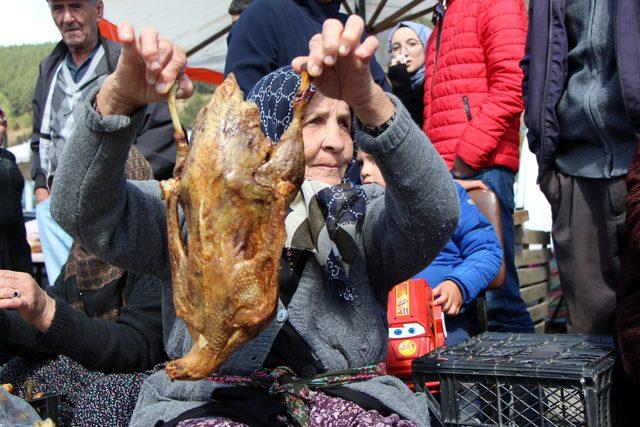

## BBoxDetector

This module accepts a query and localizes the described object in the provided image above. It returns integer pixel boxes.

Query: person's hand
[291,15,394,127]
[452,157,476,179]
[433,280,463,316]
[455,179,488,192]
[35,188,50,204]
[0,270,56,332]
[96,22,194,116]
[390,54,407,66]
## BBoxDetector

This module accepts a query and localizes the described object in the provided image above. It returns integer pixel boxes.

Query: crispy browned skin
[160,72,311,380]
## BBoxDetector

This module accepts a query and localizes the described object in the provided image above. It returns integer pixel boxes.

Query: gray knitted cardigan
[51,92,458,426]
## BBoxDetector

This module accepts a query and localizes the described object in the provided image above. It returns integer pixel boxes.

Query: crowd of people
[0,0,638,425]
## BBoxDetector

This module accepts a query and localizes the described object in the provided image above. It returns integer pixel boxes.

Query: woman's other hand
[97,22,194,116]
[433,280,463,316]
[291,15,394,127]
[0,270,56,332]
[455,179,489,192]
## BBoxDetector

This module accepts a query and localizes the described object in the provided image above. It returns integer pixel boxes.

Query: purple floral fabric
[176,391,417,427]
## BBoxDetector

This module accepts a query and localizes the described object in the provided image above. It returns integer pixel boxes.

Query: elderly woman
[50,16,458,426]
[387,21,431,126]
[0,107,33,274]
[0,148,166,426]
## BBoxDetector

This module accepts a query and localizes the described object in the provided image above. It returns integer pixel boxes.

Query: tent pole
[368,0,423,34]
[186,24,233,57]
[342,0,354,15]
[358,0,366,19]
[367,0,388,30]
[371,6,436,33]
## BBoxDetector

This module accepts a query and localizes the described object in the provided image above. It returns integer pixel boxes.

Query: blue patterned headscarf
[387,21,431,90]
[247,66,360,185]
[247,66,366,305]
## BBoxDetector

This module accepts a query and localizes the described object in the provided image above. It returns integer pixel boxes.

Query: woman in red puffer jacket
[423,0,532,334]
[423,0,526,174]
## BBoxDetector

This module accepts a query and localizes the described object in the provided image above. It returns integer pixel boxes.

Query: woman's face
[390,27,425,74]
[302,91,354,185]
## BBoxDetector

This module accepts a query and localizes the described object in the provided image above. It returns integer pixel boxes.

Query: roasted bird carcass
[160,72,311,381]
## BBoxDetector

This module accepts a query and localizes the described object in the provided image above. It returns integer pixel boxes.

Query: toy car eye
[408,327,416,334]
[394,329,402,336]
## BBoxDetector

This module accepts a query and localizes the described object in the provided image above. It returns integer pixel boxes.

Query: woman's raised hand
[0,270,56,333]
[97,22,194,116]
[292,15,394,127]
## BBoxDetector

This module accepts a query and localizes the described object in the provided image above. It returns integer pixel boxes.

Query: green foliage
[0,43,56,118]
[0,42,216,144]
[0,43,56,145]
[177,83,216,130]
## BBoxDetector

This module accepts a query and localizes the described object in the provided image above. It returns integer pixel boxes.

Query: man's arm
[133,102,177,181]
[29,65,50,202]
[454,0,527,171]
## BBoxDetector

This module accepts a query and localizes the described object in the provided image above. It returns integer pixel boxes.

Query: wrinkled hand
[291,15,394,127]
[97,22,193,116]
[455,179,489,192]
[0,270,56,332]
[433,280,463,316]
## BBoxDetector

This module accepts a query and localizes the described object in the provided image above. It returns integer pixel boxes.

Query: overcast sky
[0,1,61,46]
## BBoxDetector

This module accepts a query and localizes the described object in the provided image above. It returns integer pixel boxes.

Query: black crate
[29,394,59,425]
[412,333,615,427]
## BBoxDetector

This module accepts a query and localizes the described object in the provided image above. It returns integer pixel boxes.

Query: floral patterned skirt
[0,356,155,427]
[176,391,417,427]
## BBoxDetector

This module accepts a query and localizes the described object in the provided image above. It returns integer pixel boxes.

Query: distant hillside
[0,42,215,147]
[0,43,56,146]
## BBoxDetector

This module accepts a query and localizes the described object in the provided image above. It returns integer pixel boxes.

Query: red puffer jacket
[423,0,527,173]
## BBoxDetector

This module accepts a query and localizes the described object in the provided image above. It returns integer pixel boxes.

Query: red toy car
[386,278,446,392]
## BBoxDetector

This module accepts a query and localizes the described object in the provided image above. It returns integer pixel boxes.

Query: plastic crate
[412,333,615,427]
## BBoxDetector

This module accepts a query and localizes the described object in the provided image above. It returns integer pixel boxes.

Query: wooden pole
[367,0,423,34]
[367,0,388,30]
[371,6,436,34]
[342,0,354,15]
[186,24,232,57]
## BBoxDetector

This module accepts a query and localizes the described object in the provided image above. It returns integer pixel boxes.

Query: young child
[359,150,503,345]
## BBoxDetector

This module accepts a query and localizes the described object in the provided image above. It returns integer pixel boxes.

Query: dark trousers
[540,169,627,335]
[464,167,535,333]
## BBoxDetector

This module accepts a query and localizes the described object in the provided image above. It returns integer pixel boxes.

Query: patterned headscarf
[247,66,366,305]
[387,21,431,89]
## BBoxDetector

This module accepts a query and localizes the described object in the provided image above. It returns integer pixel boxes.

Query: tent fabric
[100,0,435,84]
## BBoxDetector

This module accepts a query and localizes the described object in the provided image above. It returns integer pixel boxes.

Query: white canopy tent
[100,0,437,83]
[99,0,550,231]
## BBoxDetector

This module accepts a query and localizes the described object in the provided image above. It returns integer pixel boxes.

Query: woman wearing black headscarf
[0,107,32,274]
[50,16,458,426]
[0,148,166,426]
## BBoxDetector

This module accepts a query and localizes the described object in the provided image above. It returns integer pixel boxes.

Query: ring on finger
[11,289,20,299]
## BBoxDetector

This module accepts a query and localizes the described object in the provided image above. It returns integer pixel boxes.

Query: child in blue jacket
[358,151,503,346]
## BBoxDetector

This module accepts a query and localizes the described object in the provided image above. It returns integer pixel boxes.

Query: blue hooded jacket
[413,183,503,308]
[225,0,391,96]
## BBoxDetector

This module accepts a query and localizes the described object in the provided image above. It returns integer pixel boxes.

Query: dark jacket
[0,271,166,374]
[521,0,640,181]
[0,148,32,273]
[387,64,423,126]
[618,144,640,385]
[30,35,176,189]
[224,0,391,95]
[413,183,502,307]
